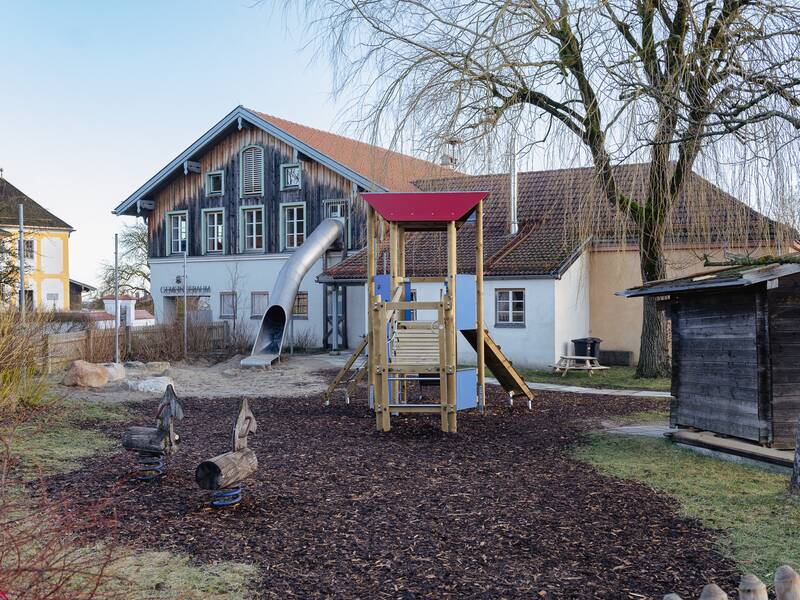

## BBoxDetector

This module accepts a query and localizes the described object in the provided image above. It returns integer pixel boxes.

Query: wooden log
[738,574,767,600]
[776,565,800,600]
[195,448,258,490]
[663,594,682,600]
[122,426,167,454]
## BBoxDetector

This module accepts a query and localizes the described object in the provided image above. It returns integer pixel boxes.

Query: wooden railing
[666,566,799,599]
[37,321,230,372]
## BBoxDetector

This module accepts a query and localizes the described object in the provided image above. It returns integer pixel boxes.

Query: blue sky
[0,0,345,285]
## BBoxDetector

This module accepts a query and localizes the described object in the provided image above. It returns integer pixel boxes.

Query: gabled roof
[322,163,793,281]
[113,106,455,216]
[0,178,73,230]
[618,260,800,297]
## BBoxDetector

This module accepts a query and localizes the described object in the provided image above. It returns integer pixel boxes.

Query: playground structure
[241,219,344,367]
[122,384,184,480]
[329,191,534,433]
[195,398,258,507]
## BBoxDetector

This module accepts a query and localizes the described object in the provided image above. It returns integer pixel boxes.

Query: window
[220,292,237,319]
[251,291,269,318]
[241,207,264,252]
[206,170,224,196]
[23,239,34,261]
[280,163,302,190]
[240,145,264,196]
[282,203,306,250]
[204,210,224,254]
[293,291,308,318]
[167,212,188,255]
[495,289,525,326]
[323,199,348,220]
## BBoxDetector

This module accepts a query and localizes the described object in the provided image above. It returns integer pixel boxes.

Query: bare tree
[99,222,150,297]
[303,0,800,377]
[0,234,19,306]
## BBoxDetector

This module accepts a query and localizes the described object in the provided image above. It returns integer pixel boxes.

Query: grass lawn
[2,397,259,599]
[518,365,671,392]
[575,434,800,582]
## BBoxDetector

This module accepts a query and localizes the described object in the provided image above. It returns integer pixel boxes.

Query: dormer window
[206,170,224,196]
[240,145,264,196]
[280,163,302,191]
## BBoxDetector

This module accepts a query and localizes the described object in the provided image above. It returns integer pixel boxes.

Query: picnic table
[552,355,610,377]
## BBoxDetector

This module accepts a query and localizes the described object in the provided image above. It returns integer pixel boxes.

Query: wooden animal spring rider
[122,384,184,480]
[195,399,258,508]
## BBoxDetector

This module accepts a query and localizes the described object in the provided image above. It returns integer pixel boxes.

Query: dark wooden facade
[147,123,368,259]
[664,271,800,449]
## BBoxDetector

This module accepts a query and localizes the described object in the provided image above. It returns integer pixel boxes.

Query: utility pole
[18,203,25,321]
[114,233,120,363]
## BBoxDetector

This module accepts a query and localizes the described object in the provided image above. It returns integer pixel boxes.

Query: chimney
[509,133,519,235]
[440,138,460,170]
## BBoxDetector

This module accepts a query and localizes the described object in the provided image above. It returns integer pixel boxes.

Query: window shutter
[241,146,264,195]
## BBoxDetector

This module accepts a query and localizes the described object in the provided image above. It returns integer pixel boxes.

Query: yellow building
[0,178,74,310]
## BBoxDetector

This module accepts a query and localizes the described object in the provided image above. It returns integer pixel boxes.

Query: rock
[124,376,175,394]
[124,361,169,376]
[145,361,170,376]
[62,360,110,388]
[124,361,146,370]
[222,368,240,377]
[103,362,126,382]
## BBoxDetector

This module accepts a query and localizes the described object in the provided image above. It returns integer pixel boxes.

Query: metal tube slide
[241,218,344,367]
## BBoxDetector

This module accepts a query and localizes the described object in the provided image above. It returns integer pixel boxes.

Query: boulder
[103,362,126,382]
[124,376,175,394]
[63,360,109,388]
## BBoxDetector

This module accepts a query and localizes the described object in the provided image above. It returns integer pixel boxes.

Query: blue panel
[402,281,412,320]
[456,368,478,411]
[374,274,391,302]
[455,274,476,331]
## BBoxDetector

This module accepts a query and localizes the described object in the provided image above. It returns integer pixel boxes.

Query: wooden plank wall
[148,123,367,258]
[768,274,800,448]
[671,289,766,443]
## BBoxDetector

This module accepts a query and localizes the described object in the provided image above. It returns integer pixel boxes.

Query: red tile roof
[135,309,154,320]
[253,111,460,192]
[323,163,792,280]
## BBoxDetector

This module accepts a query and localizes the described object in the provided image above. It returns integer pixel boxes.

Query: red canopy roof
[361,191,488,225]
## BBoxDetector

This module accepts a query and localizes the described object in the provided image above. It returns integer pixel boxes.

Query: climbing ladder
[324,336,368,405]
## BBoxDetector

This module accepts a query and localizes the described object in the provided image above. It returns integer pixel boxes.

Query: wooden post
[125,324,132,359]
[775,565,800,600]
[438,302,449,432]
[475,199,485,412]
[445,220,457,433]
[738,574,767,600]
[86,328,95,362]
[698,584,729,600]
[792,414,800,494]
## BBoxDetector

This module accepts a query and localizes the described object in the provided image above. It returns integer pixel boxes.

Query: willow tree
[304,0,800,377]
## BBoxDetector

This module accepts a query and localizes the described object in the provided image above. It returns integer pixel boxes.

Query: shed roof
[618,260,800,297]
[362,191,487,227]
[0,178,73,230]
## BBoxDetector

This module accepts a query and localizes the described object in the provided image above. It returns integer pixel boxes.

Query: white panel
[554,251,591,359]
[41,278,65,310]
[39,236,63,275]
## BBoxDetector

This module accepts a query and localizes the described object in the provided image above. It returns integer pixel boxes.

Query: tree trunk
[636,223,672,378]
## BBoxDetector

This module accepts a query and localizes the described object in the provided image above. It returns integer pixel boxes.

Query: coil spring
[211,485,243,508]
[136,452,165,481]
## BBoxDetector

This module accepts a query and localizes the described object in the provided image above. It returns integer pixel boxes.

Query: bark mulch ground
[46,385,738,599]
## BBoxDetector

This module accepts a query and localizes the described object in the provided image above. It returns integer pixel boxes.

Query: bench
[552,355,610,377]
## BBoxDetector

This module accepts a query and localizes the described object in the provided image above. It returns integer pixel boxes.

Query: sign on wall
[160,284,211,296]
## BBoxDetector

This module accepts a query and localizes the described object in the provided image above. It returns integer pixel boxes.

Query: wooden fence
[39,321,230,373]
[666,565,800,599]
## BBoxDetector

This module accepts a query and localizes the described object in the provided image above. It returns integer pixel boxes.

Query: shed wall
[671,289,767,443]
[768,273,800,448]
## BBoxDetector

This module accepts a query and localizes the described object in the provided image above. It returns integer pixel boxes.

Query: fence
[666,565,800,599]
[38,321,230,373]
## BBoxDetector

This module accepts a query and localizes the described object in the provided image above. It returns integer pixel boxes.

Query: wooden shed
[620,262,800,449]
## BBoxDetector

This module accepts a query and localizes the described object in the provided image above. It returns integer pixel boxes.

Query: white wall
[39,236,63,275]
[344,284,366,347]
[553,250,591,358]
[41,278,66,310]
[150,252,329,347]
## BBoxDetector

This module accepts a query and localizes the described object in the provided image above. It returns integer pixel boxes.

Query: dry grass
[0,310,53,413]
